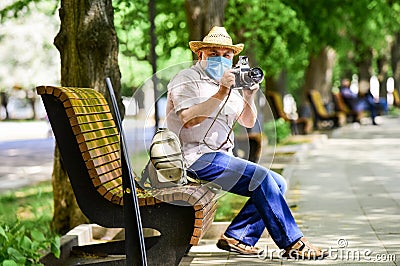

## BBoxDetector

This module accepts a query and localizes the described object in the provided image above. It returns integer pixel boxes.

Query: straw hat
[189,26,244,55]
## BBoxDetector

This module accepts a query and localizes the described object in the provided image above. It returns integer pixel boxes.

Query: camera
[232,56,264,89]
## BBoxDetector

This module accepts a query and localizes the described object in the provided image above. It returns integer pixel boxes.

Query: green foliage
[0,222,60,265]
[225,0,310,86]
[113,0,188,60]
[113,0,191,94]
[0,0,400,104]
[0,183,53,224]
[388,105,400,117]
[0,1,60,89]
[0,0,58,22]
[332,0,397,77]
[215,193,247,221]
[284,0,400,81]
[263,118,291,145]
[0,182,59,265]
[2,0,400,104]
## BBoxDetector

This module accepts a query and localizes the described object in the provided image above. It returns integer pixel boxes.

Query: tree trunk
[355,44,373,95]
[184,0,227,59]
[391,32,400,90]
[51,0,122,234]
[377,55,389,97]
[265,70,287,93]
[302,47,336,102]
[51,148,86,234]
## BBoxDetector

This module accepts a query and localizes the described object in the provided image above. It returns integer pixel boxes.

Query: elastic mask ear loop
[202,88,245,151]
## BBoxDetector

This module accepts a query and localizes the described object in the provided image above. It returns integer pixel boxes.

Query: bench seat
[266,90,313,134]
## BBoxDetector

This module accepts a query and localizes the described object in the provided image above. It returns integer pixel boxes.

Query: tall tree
[52,0,122,233]
[391,33,400,91]
[283,0,347,102]
[342,1,393,94]
[389,2,400,91]
[113,0,190,95]
[0,0,123,234]
[185,0,228,59]
[303,47,336,97]
[225,0,309,100]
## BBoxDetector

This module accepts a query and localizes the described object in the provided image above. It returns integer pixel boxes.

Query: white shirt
[166,62,243,166]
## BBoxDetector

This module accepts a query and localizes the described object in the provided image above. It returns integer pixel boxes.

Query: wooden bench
[332,91,361,123]
[307,90,345,129]
[37,86,218,266]
[265,90,312,134]
[393,88,400,108]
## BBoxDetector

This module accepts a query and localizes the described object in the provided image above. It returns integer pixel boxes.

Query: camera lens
[249,67,264,83]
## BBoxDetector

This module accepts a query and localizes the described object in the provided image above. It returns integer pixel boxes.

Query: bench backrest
[332,91,352,113]
[393,89,400,107]
[308,90,330,118]
[265,91,290,121]
[37,86,125,227]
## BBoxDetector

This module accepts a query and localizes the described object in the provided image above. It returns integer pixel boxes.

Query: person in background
[166,26,327,259]
[0,90,9,120]
[339,78,388,125]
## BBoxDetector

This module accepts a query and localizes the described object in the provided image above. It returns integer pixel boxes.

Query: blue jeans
[188,152,303,249]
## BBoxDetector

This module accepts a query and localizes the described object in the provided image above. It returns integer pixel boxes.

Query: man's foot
[216,234,263,255]
[282,237,328,260]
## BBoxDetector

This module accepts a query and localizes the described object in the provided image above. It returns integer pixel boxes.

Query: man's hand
[242,83,259,99]
[219,69,236,92]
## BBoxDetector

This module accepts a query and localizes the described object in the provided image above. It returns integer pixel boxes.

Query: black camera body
[232,56,264,90]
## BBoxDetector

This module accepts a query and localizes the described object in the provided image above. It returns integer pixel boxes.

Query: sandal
[282,237,328,260]
[216,234,263,255]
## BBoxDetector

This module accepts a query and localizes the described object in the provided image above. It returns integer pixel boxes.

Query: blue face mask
[204,56,232,82]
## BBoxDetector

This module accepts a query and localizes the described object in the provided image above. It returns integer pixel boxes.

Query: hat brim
[189,41,244,56]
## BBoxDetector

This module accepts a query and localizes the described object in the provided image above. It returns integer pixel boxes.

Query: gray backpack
[141,128,188,188]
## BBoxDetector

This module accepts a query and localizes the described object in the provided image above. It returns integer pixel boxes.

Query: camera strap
[202,88,244,151]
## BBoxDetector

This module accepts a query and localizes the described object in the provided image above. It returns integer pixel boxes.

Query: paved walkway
[0,121,54,193]
[181,116,400,265]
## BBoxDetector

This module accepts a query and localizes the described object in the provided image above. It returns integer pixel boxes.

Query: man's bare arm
[237,85,258,128]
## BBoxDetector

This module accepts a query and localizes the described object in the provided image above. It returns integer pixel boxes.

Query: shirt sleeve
[167,69,205,113]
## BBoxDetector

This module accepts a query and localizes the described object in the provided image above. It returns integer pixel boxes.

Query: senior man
[165,26,327,259]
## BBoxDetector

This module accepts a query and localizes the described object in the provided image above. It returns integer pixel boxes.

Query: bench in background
[37,86,218,266]
[266,90,312,135]
[332,91,361,123]
[307,90,345,130]
[393,88,400,108]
